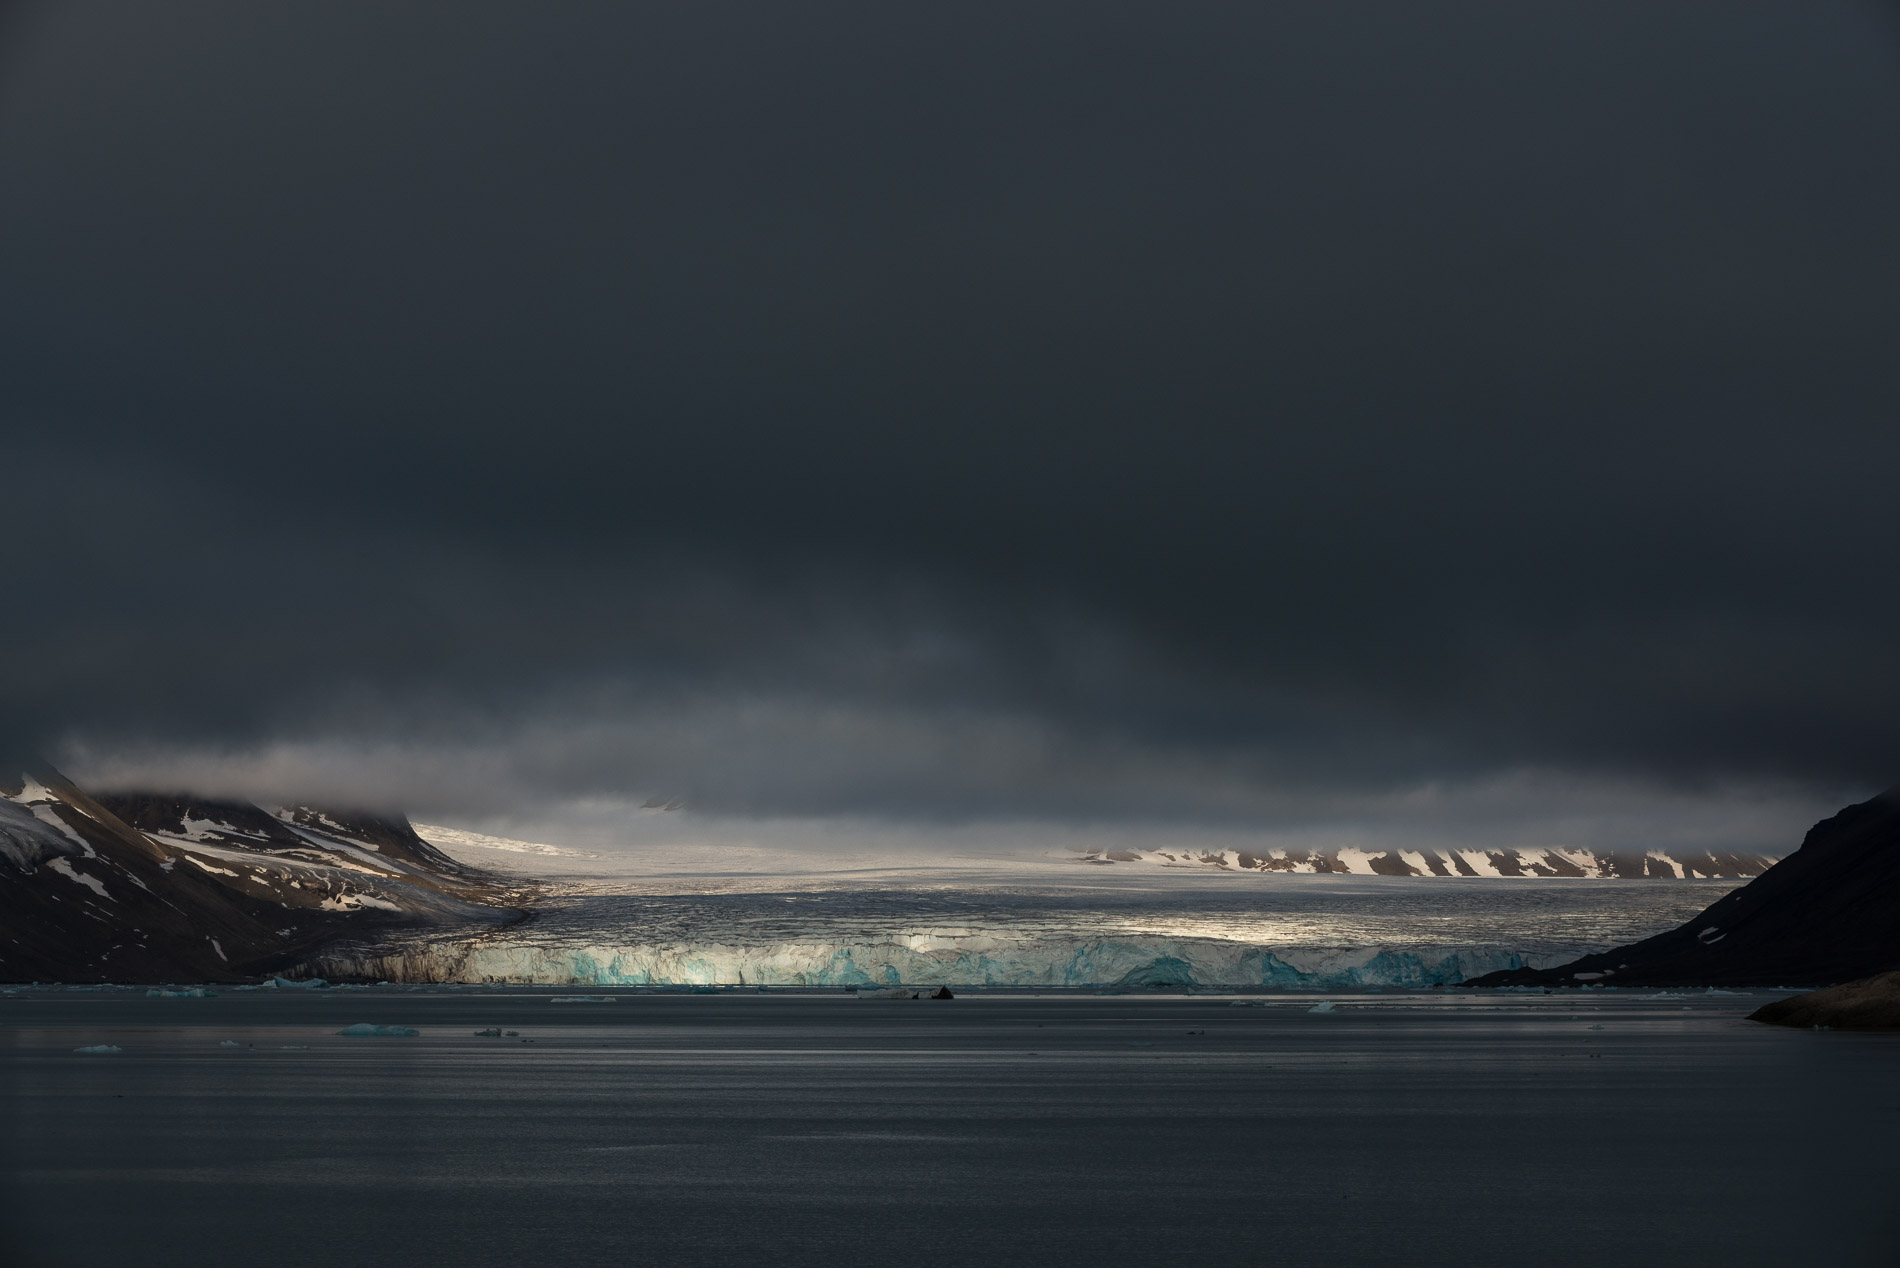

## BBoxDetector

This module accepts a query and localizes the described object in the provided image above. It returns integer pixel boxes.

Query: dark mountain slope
[1,766,526,983]
[95,792,502,906]
[1469,789,1900,988]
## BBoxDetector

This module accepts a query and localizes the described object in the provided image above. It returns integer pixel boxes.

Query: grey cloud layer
[3,3,1898,834]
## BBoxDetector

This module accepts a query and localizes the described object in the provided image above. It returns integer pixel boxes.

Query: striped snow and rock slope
[1077,845,1776,879]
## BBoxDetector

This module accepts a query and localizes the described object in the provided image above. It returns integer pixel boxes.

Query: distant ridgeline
[0,765,527,984]
[1077,845,1775,879]
[1471,787,1900,988]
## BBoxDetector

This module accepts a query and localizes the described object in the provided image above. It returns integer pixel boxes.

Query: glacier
[301,861,1743,990]
[312,929,1547,989]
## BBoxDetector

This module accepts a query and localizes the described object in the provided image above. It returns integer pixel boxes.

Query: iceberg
[335,1023,419,1037]
[147,988,217,998]
[268,977,329,990]
[72,1044,122,1054]
[1308,1001,1336,1014]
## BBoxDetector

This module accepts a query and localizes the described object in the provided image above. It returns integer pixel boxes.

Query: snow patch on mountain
[46,858,111,899]
[1079,843,1775,879]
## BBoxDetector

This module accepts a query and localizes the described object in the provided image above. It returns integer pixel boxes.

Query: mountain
[0,765,526,983]
[1468,789,1900,987]
[1076,843,1774,878]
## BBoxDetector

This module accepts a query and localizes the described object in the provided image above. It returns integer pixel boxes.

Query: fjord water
[3,989,1892,1267]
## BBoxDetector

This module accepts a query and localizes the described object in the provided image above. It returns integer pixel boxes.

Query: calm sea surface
[2,989,1892,1267]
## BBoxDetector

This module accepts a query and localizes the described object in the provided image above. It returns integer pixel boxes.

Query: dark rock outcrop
[1,764,527,984]
[1748,972,1900,1030]
[1468,789,1900,988]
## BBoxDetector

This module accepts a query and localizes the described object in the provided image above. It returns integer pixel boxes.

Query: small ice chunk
[335,1023,419,1037]
[270,977,329,990]
[73,1044,122,1054]
[218,1040,242,1048]
[147,988,217,998]
[473,1027,503,1037]
[1308,1001,1336,1014]
[549,995,614,1004]
[1588,1024,1605,1031]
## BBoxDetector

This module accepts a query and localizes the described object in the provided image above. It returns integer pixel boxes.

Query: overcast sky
[3,3,1897,853]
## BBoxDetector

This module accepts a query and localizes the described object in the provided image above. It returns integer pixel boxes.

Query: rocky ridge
[0,765,527,983]
[1747,971,1900,1030]
[1079,843,1774,878]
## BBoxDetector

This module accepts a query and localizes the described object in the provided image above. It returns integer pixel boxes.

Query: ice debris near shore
[336,1023,419,1037]
[1308,1001,1336,1014]
[147,988,217,998]
[73,1044,122,1054]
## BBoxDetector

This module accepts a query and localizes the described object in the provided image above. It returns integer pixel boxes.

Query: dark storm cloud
[3,2,1898,829]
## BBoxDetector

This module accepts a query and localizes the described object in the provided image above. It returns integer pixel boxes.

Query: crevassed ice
[327,934,1544,989]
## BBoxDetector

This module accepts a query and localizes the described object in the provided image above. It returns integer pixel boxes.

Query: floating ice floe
[549,995,614,1004]
[267,977,328,990]
[72,1044,122,1054]
[473,1028,503,1037]
[335,1023,419,1037]
[1308,1001,1336,1014]
[218,1040,243,1047]
[147,988,217,998]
